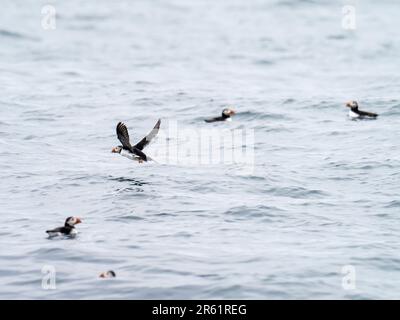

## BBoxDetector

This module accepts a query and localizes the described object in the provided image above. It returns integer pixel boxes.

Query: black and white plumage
[112,119,161,162]
[46,216,82,237]
[204,108,236,123]
[99,270,116,278]
[346,101,378,119]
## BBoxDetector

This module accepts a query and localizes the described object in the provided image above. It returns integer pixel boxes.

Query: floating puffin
[112,119,161,162]
[346,101,378,119]
[204,108,236,123]
[99,270,116,278]
[46,216,82,237]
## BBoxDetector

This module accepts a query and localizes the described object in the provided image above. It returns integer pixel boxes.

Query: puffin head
[346,101,358,110]
[65,216,82,227]
[222,108,236,118]
[111,146,122,153]
[99,270,116,278]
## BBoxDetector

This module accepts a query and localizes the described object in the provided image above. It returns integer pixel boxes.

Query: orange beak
[75,217,82,224]
[230,110,236,115]
[345,101,352,108]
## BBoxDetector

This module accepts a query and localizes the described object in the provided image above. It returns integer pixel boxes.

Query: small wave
[253,59,274,66]
[73,14,110,21]
[107,214,145,222]
[326,34,347,40]
[0,29,38,41]
[108,176,149,186]
[275,0,317,7]
[385,200,400,208]
[61,71,82,77]
[382,103,400,115]
[299,100,337,110]
[267,186,328,199]
[224,205,286,220]
[238,110,289,121]
[151,212,178,218]
[283,98,296,104]
[24,117,56,122]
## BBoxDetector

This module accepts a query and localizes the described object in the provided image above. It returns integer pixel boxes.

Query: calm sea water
[1,0,400,299]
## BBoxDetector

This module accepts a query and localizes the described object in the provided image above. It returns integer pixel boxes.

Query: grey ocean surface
[1,0,400,299]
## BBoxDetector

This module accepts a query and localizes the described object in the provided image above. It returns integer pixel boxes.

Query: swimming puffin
[205,108,236,123]
[346,101,378,119]
[46,216,82,237]
[112,119,161,162]
[99,270,116,278]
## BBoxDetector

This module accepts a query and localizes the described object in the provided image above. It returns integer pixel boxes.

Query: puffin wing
[134,119,161,150]
[46,226,64,235]
[205,117,222,123]
[116,122,133,150]
[359,110,378,117]
[132,147,148,161]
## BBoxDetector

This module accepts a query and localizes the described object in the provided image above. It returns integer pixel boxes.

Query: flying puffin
[46,216,82,237]
[204,108,236,123]
[346,101,378,119]
[112,119,161,162]
[99,270,116,278]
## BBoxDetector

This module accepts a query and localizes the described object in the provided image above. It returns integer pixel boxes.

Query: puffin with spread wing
[112,119,161,163]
